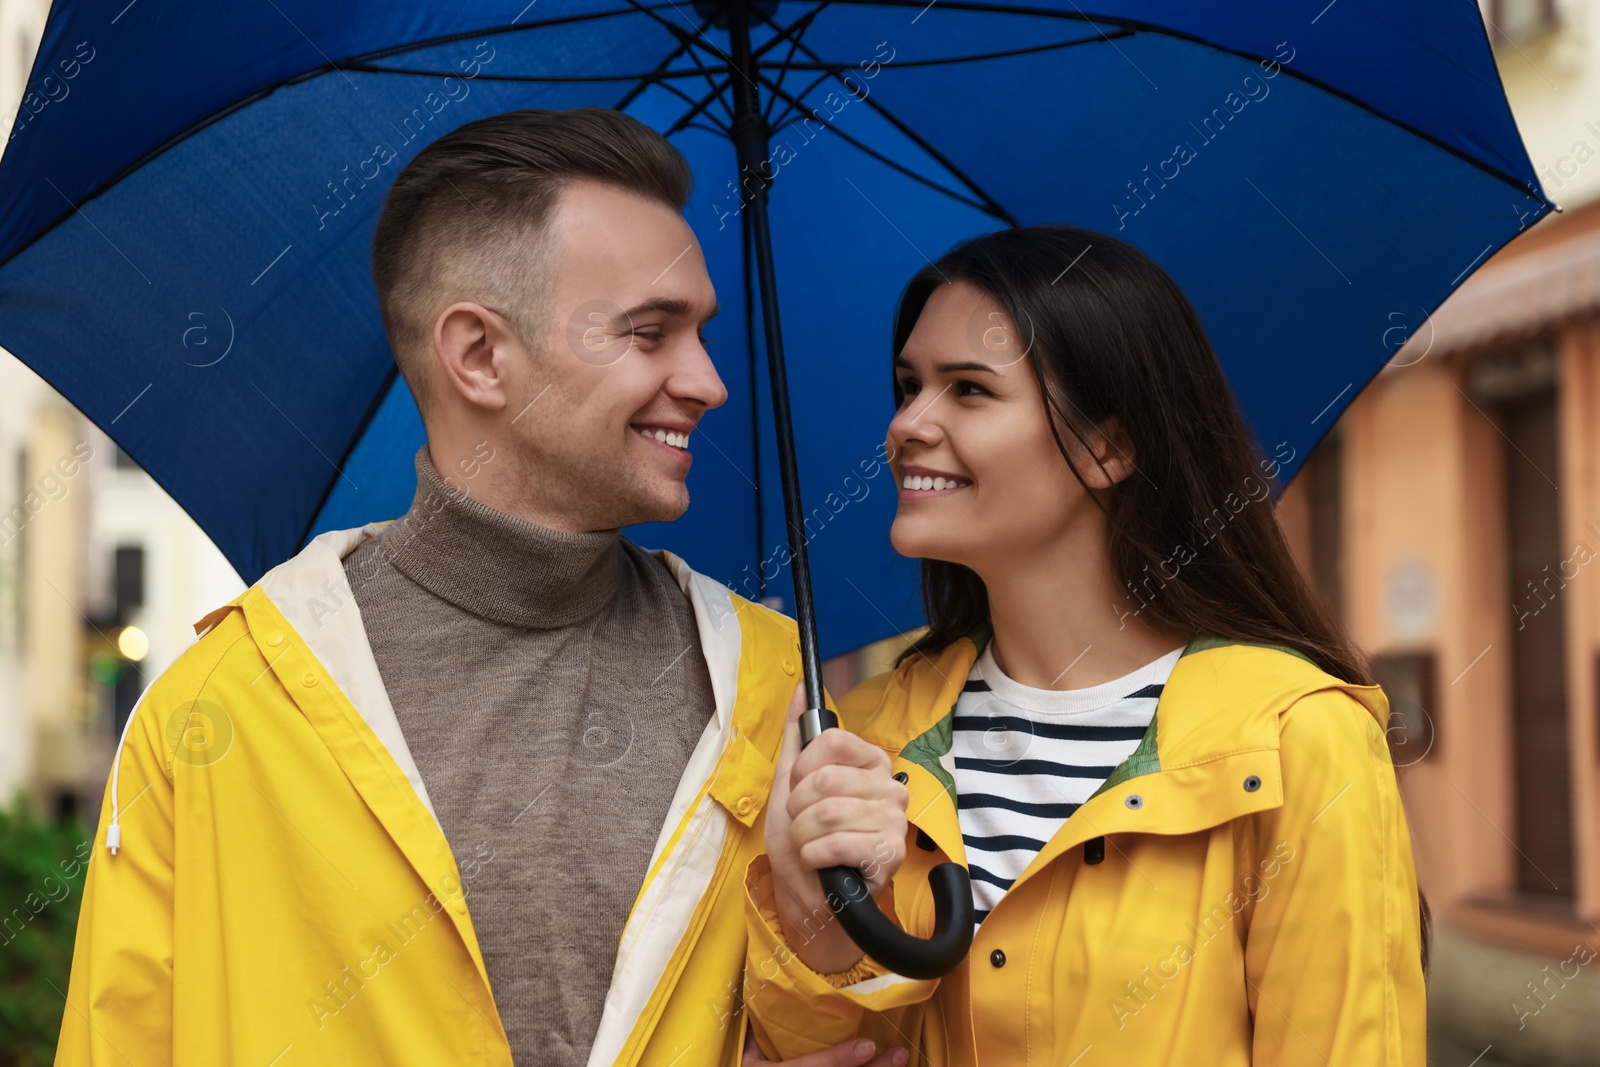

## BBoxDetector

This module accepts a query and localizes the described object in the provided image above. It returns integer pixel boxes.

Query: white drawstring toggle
[106,698,142,857]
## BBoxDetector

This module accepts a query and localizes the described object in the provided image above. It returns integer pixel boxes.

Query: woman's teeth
[901,474,971,491]
[639,427,689,449]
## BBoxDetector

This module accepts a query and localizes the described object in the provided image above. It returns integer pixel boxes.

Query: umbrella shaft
[725,2,828,734]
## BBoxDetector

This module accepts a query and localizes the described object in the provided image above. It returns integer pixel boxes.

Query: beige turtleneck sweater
[341,446,717,1065]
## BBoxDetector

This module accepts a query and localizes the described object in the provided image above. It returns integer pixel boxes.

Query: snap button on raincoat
[57,522,811,1066]
[744,623,1426,1066]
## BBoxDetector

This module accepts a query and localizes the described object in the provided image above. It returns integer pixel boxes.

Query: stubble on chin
[554,443,690,530]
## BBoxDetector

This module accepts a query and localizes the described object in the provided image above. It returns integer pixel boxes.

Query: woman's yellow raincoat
[744,622,1426,1066]
[56,522,807,1066]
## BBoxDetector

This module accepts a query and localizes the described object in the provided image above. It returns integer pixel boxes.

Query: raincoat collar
[233,521,754,823]
[861,619,1388,889]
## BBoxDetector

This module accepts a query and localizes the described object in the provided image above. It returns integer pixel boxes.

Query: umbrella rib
[817,0,1141,26]
[680,121,733,137]
[815,0,1556,210]
[765,66,846,131]
[760,25,1131,129]
[613,8,739,138]
[663,21,735,114]
[758,4,832,123]
[341,62,731,84]
[608,6,736,140]
[620,0,754,104]
[759,76,993,216]
[753,3,832,60]
[761,33,1019,226]
[764,32,1130,72]
[336,4,684,67]
[663,76,735,137]
[614,22,703,111]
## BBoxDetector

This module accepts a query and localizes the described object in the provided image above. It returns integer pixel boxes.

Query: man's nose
[670,339,729,411]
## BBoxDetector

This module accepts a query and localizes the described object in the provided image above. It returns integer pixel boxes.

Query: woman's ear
[1080,417,1136,489]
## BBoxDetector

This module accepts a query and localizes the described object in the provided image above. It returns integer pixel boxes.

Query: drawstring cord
[106,702,140,855]
[105,614,228,857]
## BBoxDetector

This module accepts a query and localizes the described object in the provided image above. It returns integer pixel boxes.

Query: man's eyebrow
[618,297,721,325]
[893,353,1001,374]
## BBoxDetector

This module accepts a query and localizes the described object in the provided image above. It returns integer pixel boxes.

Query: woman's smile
[898,463,973,498]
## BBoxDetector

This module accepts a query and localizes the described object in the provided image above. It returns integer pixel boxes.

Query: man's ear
[1081,416,1136,489]
[433,302,518,413]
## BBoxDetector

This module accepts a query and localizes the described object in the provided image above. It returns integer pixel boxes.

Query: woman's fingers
[790,796,905,845]
[788,764,908,821]
[791,727,890,785]
[795,828,905,894]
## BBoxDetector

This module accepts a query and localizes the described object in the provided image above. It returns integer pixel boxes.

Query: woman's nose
[889,392,943,448]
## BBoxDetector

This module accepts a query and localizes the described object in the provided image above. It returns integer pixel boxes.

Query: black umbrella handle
[720,0,973,979]
[814,864,975,983]
[798,707,975,981]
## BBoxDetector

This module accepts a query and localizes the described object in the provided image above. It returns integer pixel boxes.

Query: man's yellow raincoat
[744,622,1426,1066]
[57,522,809,1066]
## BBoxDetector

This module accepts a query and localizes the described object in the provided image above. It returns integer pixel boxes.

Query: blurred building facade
[0,0,244,821]
[0,0,79,816]
[1273,4,1600,1061]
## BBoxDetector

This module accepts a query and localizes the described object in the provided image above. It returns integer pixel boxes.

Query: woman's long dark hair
[887,225,1431,971]
[891,225,1367,682]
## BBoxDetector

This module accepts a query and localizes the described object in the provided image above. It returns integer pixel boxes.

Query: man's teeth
[901,474,970,491]
[640,427,690,449]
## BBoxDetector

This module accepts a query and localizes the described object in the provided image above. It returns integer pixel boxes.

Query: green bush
[0,793,90,1067]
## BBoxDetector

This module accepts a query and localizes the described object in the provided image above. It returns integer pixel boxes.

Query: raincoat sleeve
[741,854,939,1060]
[1241,687,1427,1067]
[55,674,178,1065]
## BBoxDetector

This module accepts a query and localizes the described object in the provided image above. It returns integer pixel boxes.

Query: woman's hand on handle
[764,682,909,975]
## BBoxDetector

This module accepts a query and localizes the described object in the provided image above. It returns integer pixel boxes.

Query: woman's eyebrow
[894,354,1000,375]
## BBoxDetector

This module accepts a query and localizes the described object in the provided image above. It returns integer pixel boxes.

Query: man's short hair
[370,107,694,413]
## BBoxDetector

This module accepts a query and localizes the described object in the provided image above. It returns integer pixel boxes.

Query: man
[56,108,905,1067]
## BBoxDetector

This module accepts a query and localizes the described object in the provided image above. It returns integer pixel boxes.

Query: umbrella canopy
[0,0,1548,659]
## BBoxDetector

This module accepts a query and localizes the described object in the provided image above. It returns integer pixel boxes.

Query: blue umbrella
[0,0,1550,658]
[0,0,1548,974]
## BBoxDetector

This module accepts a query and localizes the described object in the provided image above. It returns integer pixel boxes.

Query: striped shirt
[953,642,1184,925]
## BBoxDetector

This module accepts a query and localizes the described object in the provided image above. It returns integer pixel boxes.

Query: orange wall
[1329,320,1600,923]
[1557,317,1600,919]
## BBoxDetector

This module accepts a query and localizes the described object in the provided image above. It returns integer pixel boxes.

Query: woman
[740,225,1428,1066]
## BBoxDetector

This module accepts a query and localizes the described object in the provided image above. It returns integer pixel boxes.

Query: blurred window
[1473,342,1574,903]
[1371,652,1437,767]
[1486,0,1557,45]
